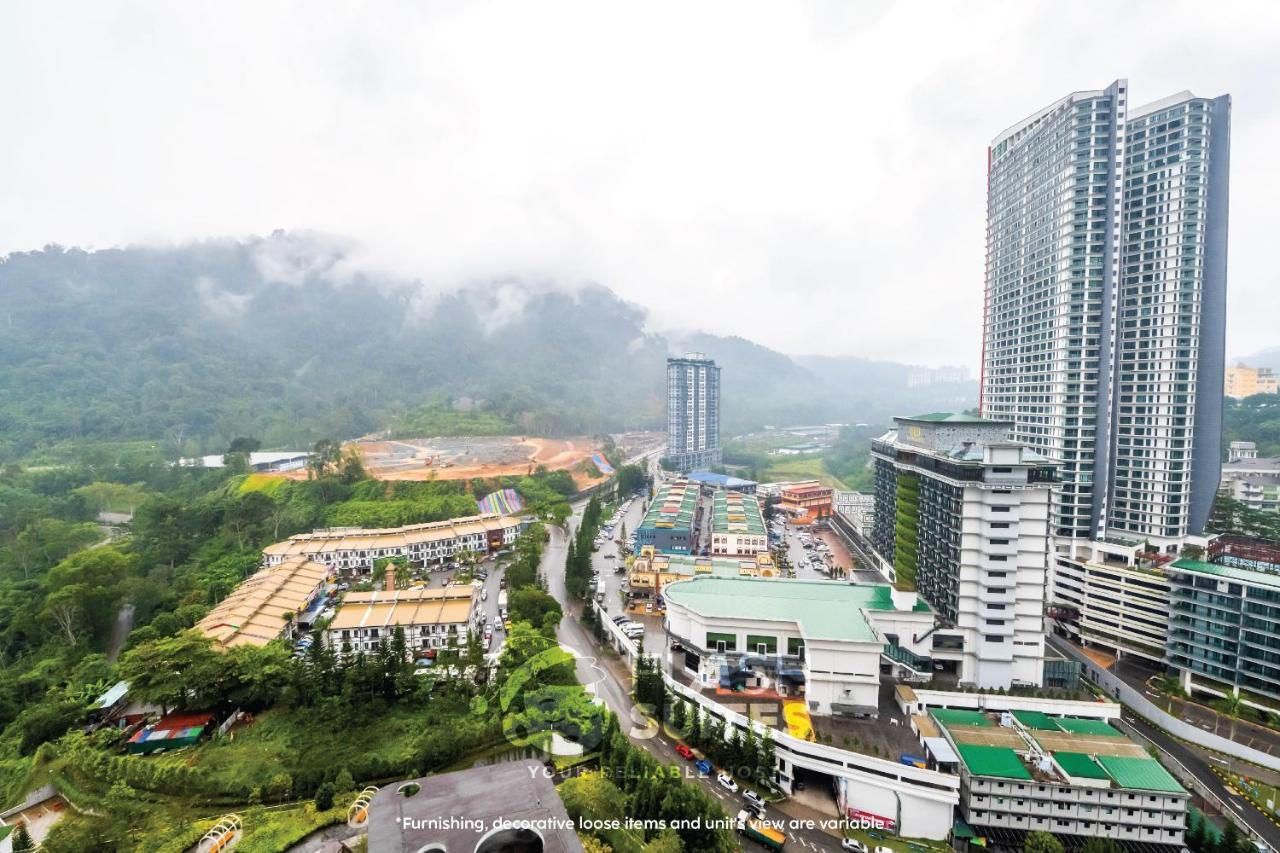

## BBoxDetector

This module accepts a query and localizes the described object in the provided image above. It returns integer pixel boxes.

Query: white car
[841,841,868,853]
[874,847,894,853]
[716,773,738,792]
[743,789,766,810]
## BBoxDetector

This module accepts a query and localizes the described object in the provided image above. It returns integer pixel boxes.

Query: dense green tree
[314,781,335,811]
[509,587,563,631]
[1082,839,1123,853]
[118,630,225,713]
[12,823,34,852]
[1024,831,1065,853]
[559,771,626,824]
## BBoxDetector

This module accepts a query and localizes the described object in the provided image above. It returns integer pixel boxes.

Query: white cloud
[1,0,1277,365]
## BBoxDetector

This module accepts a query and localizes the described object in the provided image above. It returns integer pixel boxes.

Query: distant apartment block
[1225,363,1278,399]
[907,366,972,388]
[871,414,1058,688]
[1220,445,1280,512]
[981,80,1230,547]
[665,352,721,472]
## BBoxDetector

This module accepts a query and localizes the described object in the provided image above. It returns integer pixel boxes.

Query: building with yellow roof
[326,586,478,656]
[262,513,522,575]
[196,557,329,649]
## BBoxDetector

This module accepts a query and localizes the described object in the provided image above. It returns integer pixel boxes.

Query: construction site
[350,432,663,489]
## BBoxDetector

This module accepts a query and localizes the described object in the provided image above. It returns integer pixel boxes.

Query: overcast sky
[2,1,1277,367]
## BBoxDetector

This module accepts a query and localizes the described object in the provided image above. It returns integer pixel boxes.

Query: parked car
[875,846,894,853]
[841,840,868,853]
[612,615,629,624]
[716,773,738,793]
[743,790,766,810]
[695,759,712,775]
[675,743,694,760]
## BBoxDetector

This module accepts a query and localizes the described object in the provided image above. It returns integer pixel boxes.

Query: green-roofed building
[1167,557,1280,703]
[635,480,700,555]
[709,490,769,556]
[662,575,934,716]
[1094,755,1184,794]
[1052,751,1110,781]
[931,708,992,728]
[935,693,1189,851]
[1054,717,1122,737]
[955,744,1031,779]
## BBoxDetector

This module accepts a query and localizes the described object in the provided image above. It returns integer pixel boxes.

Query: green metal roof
[711,491,766,536]
[955,744,1031,779]
[1170,559,1280,591]
[931,708,992,728]
[644,554,769,578]
[1095,755,1185,793]
[1055,718,1123,737]
[638,482,699,533]
[1011,710,1059,731]
[1054,751,1110,780]
[662,576,907,643]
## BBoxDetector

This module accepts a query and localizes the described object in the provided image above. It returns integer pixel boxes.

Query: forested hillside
[1224,393,1280,458]
[0,235,978,461]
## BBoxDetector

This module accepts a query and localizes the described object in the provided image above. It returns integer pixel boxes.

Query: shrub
[314,782,335,811]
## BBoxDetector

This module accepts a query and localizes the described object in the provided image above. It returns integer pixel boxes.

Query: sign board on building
[847,808,897,833]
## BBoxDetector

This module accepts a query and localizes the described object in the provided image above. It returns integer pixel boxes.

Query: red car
[675,744,694,760]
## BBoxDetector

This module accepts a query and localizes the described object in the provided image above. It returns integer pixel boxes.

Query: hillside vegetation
[0,235,978,461]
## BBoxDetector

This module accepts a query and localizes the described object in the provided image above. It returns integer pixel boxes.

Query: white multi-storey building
[261,514,521,575]
[665,353,721,472]
[871,414,1059,689]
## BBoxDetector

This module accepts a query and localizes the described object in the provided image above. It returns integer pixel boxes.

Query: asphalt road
[1122,713,1280,848]
[543,480,847,852]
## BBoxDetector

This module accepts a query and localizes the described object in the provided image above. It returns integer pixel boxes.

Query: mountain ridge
[0,235,976,460]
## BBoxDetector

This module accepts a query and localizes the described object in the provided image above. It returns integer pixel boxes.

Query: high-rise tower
[665,353,721,472]
[981,80,1229,547]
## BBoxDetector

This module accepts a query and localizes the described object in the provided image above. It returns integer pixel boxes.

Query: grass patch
[840,826,950,853]
[238,473,288,495]
[762,456,847,489]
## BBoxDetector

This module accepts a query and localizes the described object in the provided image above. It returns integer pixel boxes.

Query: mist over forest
[0,234,977,460]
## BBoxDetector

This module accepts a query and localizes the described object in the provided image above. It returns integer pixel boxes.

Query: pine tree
[670,698,687,737]
[757,728,777,790]
[740,725,759,783]
[727,725,743,776]
[1217,820,1240,853]
[12,824,34,853]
